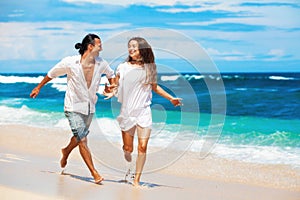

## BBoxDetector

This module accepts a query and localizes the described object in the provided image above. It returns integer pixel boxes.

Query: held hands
[170,97,183,107]
[103,83,117,100]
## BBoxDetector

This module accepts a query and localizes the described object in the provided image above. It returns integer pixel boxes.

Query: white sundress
[116,62,152,131]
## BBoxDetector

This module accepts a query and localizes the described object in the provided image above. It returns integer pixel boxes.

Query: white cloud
[157,2,243,13]
[0,22,130,60]
[206,48,253,61]
[61,0,300,31]
[102,28,211,60]
[1,0,299,71]
[7,9,25,18]
[175,25,300,61]
[62,0,299,7]
[61,0,300,30]
[268,49,285,57]
[0,21,297,63]
[62,0,201,6]
[167,6,300,30]
[265,49,286,61]
[206,47,290,62]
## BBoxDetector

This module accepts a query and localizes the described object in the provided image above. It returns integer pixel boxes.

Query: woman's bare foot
[124,150,132,162]
[132,179,141,187]
[92,171,104,184]
[60,148,68,168]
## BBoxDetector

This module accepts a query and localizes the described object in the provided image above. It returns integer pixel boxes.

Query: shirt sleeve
[103,61,115,79]
[47,58,68,78]
[115,63,123,77]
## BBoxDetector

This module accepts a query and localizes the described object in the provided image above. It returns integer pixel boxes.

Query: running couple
[30,33,182,186]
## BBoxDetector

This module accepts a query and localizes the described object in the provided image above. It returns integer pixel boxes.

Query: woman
[104,37,182,186]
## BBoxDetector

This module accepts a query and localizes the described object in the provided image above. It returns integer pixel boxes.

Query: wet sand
[0,124,299,200]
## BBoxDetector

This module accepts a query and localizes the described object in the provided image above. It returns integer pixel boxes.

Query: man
[30,33,115,184]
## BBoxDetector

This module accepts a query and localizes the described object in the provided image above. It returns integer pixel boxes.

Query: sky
[0,0,300,73]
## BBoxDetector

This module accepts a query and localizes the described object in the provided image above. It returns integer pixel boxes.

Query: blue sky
[0,0,299,73]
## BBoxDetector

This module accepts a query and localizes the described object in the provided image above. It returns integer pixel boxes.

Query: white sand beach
[0,124,299,200]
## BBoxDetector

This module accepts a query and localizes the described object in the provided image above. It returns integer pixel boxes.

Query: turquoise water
[0,73,299,167]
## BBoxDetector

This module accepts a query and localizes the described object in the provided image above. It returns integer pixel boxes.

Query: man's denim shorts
[64,111,94,141]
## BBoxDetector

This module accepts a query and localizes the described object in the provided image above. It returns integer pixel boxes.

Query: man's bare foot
[92,171,104,184]
[60,149,68,168]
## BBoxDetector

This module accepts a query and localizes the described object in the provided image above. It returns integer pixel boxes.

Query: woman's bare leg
[133,126,151,186]
[122,127,135,162]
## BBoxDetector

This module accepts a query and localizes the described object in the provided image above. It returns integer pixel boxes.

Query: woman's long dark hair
[126,37,157,84]
[75,33,100,55]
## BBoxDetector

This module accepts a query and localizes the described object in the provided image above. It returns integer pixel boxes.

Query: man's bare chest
[82,64,95,88]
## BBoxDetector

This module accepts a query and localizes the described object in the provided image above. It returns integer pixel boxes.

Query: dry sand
[0,124,299,200]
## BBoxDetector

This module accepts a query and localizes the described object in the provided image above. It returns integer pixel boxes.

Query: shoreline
[0,124,299,200]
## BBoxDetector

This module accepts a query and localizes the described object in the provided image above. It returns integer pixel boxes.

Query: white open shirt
[48,55,115,115]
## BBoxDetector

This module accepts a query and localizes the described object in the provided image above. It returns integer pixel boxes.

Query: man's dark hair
[75,33,100,55]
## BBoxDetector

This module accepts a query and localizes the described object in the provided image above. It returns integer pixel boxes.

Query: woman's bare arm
[152,83,182,107]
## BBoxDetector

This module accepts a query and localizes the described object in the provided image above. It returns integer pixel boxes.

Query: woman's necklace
[130,58,143,65]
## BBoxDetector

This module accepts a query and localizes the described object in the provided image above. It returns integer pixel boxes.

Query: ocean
[0,72,299,168]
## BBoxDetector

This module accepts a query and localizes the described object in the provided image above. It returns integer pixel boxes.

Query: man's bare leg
[61,136,78,168]
[78,137,103,184]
